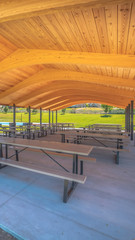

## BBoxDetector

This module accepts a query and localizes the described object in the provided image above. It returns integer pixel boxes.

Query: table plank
[57,131,129,139]
[0,137,93,156]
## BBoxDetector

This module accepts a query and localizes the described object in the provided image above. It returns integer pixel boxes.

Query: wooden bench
[0,137,93,203]
[93,146,129,164]
[90,124,122,131]
[0,157,86,203]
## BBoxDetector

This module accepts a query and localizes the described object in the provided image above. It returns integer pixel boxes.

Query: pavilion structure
[0,0,134,138]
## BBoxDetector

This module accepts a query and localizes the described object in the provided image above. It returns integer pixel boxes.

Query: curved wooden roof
[0,0,135,109]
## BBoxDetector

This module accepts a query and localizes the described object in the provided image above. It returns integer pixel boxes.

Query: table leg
[15,149,19,161]
[116,139,120,164]
[5,144,8,159]
[80,161,83,175]
[115,151,119,165]
[63,179,77,203]
[0,143,5,169]
[72,154,76,173]
[75,155,78,174]
[63,180,69,203]
[0,143,3,157]
[61,134,65,143]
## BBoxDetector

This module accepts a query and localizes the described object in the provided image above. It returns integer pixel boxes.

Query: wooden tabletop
[57,131,129,139]
[59,128,125,134]
[0,137,93,156]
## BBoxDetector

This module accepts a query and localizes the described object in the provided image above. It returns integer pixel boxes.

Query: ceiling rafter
[0,49,135,75]
[0,68,135,101]
[50,100,125,111]
[36,95,127,110]
[9,81,135,107]
[0,0,132,23]
[31,91,131,109]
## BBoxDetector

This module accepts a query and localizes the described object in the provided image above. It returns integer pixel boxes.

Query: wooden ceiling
[0,0,135,109]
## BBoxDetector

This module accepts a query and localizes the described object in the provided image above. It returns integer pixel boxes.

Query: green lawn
[0,112,132,128]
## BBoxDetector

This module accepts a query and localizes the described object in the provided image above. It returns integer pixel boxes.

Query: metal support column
[126,106,128,131]
[52,111,54,124]
[52,111,54,133]
[49,109,51,128]
[125,107,127,131]
[131,100,134,140]
[127,105,129,132]
[128,104,130,133]
[40,108,42,131]
[13,104,16,127]
[56,110,57,132]
[28,106,31,126]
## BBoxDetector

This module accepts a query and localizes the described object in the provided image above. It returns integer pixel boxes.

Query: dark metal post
[125,107,127,131]
[52,111,53,124]
[40,108,42,130]
[28,106,31,126]
[127,105,129,132]
[56,110,57,132]
[52,111,54,133]
[128,104,130,133]
[131,100,134,140]
[49,109,51,128]
[126,106,128,131]
[13,104,16,127]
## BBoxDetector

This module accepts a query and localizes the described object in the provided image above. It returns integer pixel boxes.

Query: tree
[3,106,9,114]
[32,109,37,114]
[101,104,113,114]
[61,108,66,115]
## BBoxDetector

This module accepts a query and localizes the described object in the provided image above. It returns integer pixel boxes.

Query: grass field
[0,112,133,128]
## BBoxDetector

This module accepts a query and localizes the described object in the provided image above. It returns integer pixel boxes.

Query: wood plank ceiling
[0,0,135,109]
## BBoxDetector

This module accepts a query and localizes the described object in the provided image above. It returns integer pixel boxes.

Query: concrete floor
[0,135,135,240]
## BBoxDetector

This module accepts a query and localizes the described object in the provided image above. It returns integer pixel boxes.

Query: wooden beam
[31,93,131,109]
[50,100,125,111]
[0,0,131,23]
[12,81,135,106]
[0,68,135,101]
[44,98,125,110]
[0,49,135,74]
[20,91,132,107]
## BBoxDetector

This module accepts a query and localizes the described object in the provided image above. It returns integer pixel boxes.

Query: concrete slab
[0,139,135,240]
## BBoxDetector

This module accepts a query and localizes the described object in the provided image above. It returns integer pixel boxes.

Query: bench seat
[0,157,86,203]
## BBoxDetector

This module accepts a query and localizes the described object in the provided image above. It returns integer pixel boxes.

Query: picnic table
[0,137,93,203]
[65,128,129,135]
[90,123,122,131]
[57,131,129,164]
[58,131,128,143]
